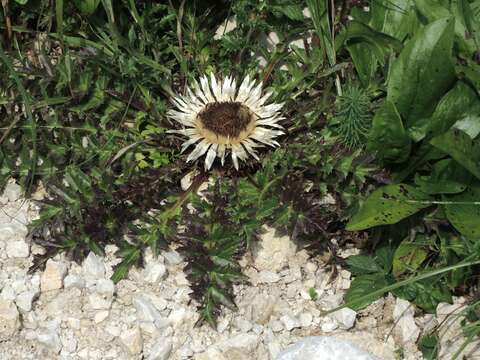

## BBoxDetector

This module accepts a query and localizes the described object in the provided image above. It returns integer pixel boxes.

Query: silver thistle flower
[167,74,285,170]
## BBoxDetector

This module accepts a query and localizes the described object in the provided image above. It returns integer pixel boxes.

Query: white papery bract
[167,74,285,170]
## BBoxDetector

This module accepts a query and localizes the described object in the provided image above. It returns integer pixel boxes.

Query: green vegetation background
[1,1,480,357]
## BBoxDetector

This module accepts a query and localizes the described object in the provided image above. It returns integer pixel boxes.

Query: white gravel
[0,180,477,359]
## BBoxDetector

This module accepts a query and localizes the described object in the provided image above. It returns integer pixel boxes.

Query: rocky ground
[0,180,479,360]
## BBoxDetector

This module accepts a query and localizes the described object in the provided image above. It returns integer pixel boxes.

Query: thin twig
[177,0,186,53]
[236,23,256,65]
[330,0,342,96]
[1,0,12,45]
[0,115,20,144]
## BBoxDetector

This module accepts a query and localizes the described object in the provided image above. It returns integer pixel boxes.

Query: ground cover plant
[1,0,479,357]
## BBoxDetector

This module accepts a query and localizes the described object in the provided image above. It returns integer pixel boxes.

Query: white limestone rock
[148,294,167,311]
[179,345,194,358]
[393,298,420,343]
[331,308,357,330]
[10,278,27,295]
[133,295,162,323]
[6,239,30,258]
[195,347,226,360]
[267,340,282,359]
[40,259,67,292]
[270,320,284,332]
[88,289,112,311]
[36,321,62,354]
[245,293,277,325]
[94,278,115,294]
[256,271,281,284]
[4,181,22,202]
[15,290,39,312]
[60,330,78,353]
[304,261,318,274]
[0,299,21,341]
[94,310,109,323]
[105,323,121,337]
[168,307,196,327]
[0,223,28,242]
[66,317,81,330]
[139,321,158,335]
[235,318,253,333]
[144,263,167,283]
[163,250,183,266]
[321,318,339,333]
[276,336,377,360]
[280,314,300,331]
[320,293,344,310]
[64,274,85,289]
[147,337,173,360]
[83,252,106,280]
[88,279,115,310]
[334,331,397,360]
[299,312,313,328]
[120,326,143,355]
[214,17,237,40]
[219,333,259,353]
[1,285,16,301]
[253,226,296,271]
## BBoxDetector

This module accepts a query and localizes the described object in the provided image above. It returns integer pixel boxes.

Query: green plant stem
[324,259,480,315]
[403,200,480,205]
[156,170,208,229]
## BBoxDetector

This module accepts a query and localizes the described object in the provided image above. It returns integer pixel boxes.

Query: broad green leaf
[387,17,456,128]
[409,81,480,141]
[415,0,451,20]
[393,280,452,312]
[393,142,446,182]
[272,4,304,20]
[415,159,471,194]
[375,246,396,272]
[392,236,429,277]
[346,184,432,231]
[456,61,480,91]
[342,21,402,85]
[419,334,439,360]
[344,273,393,310]
[307,0,334,65]
[73,0,101,15]
[342,21,403,54]
[454,0,480,50]
[346,255,383,275]
[100,0,115,23]
[444,186,480,238]
[430,129,480,180]
[367,101,411,163]
[454,117,480,139]
[347,43,377,86]
[370,0,418,40]
[415,0,479,57]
